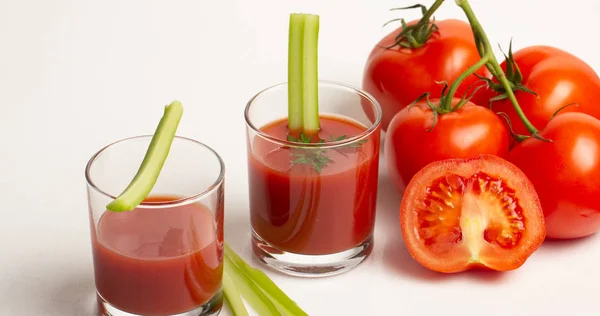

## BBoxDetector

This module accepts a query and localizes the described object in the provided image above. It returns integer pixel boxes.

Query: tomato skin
[400,154,545,273]
[362,19,486,131]
[508,112,600,239]
[384,99,510,193]
[474,46,600,135]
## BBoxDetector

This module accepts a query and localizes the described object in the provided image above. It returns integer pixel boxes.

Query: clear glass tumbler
[85,135,225,316]
[245,80,382,277]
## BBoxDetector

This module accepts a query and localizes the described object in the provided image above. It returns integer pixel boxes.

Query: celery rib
[288,14,305,132]
[224,244,308,316]
[224,254,281,316]
[301,14,320,134]
[106,100,183,212]
[223,267,250,316]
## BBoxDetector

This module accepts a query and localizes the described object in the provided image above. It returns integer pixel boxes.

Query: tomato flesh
[400,155,545,273]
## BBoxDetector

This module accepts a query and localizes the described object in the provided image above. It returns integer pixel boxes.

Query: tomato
[508,112,600,239]
[362,19,486,131]
[400,154,546,273]
[474,45,600,136]
[384,99,510,193]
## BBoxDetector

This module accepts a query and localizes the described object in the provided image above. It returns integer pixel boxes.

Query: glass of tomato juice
[245,81,382,277]
[85,135,225,316]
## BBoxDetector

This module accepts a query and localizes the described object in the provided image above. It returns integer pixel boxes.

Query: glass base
[96,290,222,316]
[251,231,373,277]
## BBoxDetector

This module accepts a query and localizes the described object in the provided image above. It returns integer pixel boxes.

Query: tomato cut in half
[399,155,546,273]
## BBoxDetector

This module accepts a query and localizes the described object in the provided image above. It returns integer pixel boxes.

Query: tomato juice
[91,195,223,315]
[248,115,380,255]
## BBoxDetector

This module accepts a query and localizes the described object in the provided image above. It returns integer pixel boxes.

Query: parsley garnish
[287,132,366,173]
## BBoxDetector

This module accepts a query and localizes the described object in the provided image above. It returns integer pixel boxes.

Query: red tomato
[384,99,510,193]
[400,154,546,273]
[508,112,600,239]
[474,46,600,135]
[362,19,486,131]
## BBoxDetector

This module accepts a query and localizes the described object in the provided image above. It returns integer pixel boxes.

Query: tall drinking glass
[245,81,382,277]
[85,136,225,316]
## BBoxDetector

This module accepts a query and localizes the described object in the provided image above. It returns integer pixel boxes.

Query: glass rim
[244,80,382,148]
[85,135,225,208]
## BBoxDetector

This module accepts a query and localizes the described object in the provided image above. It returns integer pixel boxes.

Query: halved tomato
[399,155,546,273]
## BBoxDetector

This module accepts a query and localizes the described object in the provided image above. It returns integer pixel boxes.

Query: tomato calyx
[408,81,486,131]
[476,40,538,108]
[381,2,444,49]
[495,112,530,143]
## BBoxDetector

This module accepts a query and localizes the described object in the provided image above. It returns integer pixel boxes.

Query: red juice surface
[92,195,223,315]
[248,115,380,255]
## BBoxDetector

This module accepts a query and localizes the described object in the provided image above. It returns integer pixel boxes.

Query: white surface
[2,0,600,315]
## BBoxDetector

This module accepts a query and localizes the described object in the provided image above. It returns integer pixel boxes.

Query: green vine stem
[441,56,489,112]
[454,0,546,140]
[417,0,444,24]
[386,0,544,140]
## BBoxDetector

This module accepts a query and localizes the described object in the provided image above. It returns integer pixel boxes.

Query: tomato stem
[441,55,489,111]
[384,0,445,49]
[454,0,547,141]
[419,0,444,23]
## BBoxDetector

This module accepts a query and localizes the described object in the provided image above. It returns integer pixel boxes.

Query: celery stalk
[223,268,250,316]
[224,244,308,316]
[288,13,305,132]
[106,100,183,212]
[301,14,320,134]
[224,255,281,316]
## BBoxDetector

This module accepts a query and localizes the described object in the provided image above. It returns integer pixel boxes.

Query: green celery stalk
[223,268,250,316]
[224,254,281,316]
[288,13,305,132]
[106,100,183,212]
[301,14,320,134]
[224,244,308,316]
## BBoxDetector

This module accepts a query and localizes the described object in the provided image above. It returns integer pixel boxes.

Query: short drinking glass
[85,136,225,316]
[245,81,382,277]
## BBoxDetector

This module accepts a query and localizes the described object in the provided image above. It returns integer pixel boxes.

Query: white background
[2,0,600,315]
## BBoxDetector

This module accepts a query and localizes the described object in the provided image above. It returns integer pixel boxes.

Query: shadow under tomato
[377,163,507,284]
[541,234,599,251]
[382,229,508,283]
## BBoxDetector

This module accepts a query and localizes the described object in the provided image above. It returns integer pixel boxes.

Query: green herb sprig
[287,132,367,173]
[287,133,331,173]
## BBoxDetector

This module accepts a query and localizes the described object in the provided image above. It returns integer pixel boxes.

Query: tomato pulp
[400,155,545,273]
[248,115,380,255]
[92,195,223,315]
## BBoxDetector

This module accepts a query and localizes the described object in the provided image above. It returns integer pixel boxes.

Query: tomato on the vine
[400,154,546,273]
[473,45,600,136]
[508,112,600,239]
[384,98,510,193]
[362,19,486,131]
